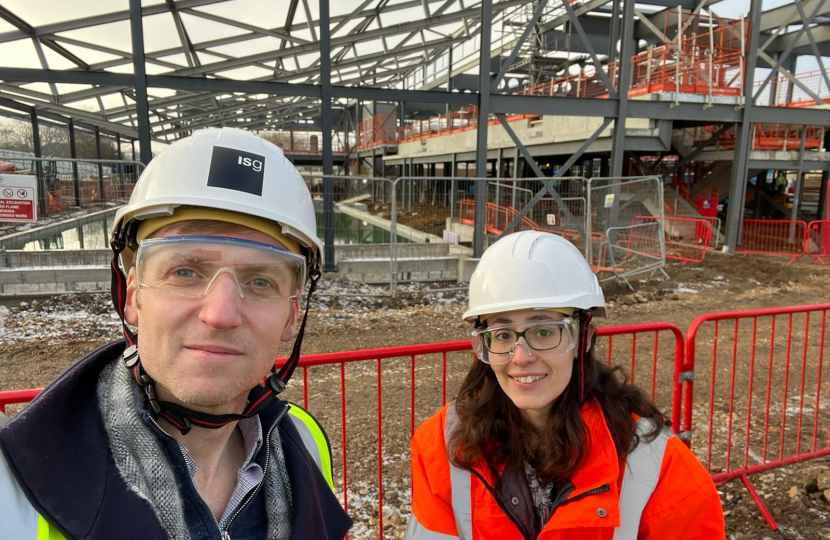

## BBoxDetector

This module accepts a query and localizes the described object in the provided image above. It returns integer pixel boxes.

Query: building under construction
[0,0,828,279]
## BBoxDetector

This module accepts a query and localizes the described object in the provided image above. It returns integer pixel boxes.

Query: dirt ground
[1,250,829,539]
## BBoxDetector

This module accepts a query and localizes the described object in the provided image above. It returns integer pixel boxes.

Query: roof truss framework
[0,0,826,144]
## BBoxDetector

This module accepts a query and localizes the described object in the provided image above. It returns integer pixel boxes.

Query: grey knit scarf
[97,358,293,539]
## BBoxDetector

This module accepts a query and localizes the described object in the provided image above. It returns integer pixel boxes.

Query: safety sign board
[0,174,37,223]
[604,194,615,208]
[546,214,556,226]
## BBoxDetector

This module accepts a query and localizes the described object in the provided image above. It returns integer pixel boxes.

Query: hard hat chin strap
[109,233,321,436]
[577,310,593,404]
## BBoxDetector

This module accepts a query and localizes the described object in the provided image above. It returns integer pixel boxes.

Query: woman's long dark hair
[448,313,667,484]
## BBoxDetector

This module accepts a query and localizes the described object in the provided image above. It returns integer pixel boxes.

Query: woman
[406,231,724,540]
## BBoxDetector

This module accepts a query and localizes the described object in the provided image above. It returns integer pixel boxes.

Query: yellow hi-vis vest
[0,404,334,540]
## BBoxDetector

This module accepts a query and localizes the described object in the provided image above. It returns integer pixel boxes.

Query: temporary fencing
[587,176,667,285]
[631,215,714,264]
[4,304,830,533]
[0,157,143,217]
[738,219,807,262]
[0,320,686,539]
[685,304,830,530]
[302,174,397,288]
[806,220,830,265]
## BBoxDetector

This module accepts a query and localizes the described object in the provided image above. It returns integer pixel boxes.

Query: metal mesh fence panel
[0,156,142,217]
[303,175,396,286]
[587,176,666,284]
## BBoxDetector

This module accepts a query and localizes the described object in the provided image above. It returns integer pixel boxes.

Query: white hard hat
[462,231,606,323]
[111,128,321,265]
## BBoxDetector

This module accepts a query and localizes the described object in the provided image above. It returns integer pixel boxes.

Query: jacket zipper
[466,468,530,540]
[222,406,288,536]
[558,483,611,507]
[149,404,289,540]
[465,468,612,540]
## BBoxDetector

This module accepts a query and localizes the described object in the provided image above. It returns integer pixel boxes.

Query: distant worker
[406,231,725,539]
[774,171,787,194]
[0,128,352,539]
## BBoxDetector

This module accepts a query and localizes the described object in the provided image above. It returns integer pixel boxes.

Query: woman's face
[483,310,578,427]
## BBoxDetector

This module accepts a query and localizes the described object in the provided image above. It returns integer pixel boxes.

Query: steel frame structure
[0,0,828,256]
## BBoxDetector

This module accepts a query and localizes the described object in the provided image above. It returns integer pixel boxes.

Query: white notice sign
[0,174,37,223]
[604,194,615,208]
[546,214,556,226]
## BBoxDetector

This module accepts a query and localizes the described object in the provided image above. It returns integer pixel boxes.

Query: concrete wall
[392,115,654,160]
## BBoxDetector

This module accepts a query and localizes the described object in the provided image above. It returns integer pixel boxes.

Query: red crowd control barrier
[739,219,807,263]
[0,323,684,539]
[806,220,830,265]
[0,389,40,413]
[686,304,830,531]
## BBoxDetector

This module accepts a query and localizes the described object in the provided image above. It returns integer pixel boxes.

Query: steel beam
[68,119,80,208]
[610,0,634,177]
[753,0,827,104]
[560,0,617,96]
[473,0,493,258]
[320,0,336,272]
[495,114,610,238]
[725,0,763,252]
[95,127,105,199]
[492,0,549,90]
[129,0,152,164]
[30,107,46,214]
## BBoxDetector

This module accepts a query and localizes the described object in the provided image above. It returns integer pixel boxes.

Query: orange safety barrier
[738,219,807,263]
[0,323,684,539]
[685,304,830,530]
[686,123,825,152]
[631,215,715,264]
[806,220,830,265]
[356,112,399,150]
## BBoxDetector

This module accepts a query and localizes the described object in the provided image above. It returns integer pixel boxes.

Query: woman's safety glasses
[135,236,306,302]
[470,318,578,364]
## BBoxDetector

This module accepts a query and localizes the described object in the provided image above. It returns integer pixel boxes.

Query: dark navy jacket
[0,341,352,540]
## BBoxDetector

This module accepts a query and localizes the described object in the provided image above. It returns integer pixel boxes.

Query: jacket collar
[0,340,351,540]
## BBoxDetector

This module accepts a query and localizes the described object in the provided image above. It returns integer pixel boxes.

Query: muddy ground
[1,250,829,539]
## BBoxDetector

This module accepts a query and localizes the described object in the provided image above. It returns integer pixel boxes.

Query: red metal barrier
[0,389,40,413]
[806,220,830,265]
[738,219,808,263]
[686,304,830,530]
[0,323,684,539]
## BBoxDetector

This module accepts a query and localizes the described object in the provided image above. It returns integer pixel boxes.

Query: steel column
[473,0,492,257]
[116,132,125,195]
[128,0,152,164]
[68,118,80,207]
[609,0,634,177]
[95,127,105,201]
[725,0,763,252]
[450,154,457,219]
[29,107,46,215]
[321,0,335,272]
[791,126,807,223]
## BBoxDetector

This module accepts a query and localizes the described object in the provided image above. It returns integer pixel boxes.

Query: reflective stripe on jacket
[406,401,725,540]
[0,340,343,540]
[0,404,335,540]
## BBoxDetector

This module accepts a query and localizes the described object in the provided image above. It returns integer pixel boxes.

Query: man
[0,128,352,539]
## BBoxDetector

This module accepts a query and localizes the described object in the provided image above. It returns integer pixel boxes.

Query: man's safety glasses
[470,318,578,364]
[135,235,306,302]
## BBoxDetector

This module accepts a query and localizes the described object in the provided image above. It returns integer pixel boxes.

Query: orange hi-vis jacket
[407,400,725,540]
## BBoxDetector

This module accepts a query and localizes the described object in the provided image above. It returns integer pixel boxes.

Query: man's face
[124,223,300,410]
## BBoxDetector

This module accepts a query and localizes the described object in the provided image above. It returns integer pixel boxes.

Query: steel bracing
[0,0,828,256]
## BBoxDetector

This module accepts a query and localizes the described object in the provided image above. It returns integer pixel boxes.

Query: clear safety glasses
[470,318,578,365]
[135,235,306,302]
